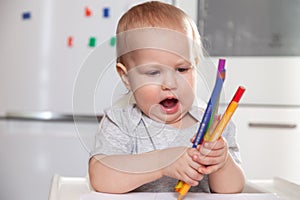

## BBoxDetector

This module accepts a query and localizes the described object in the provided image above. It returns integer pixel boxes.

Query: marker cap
[232,86,246,102]
[218,58,226,72]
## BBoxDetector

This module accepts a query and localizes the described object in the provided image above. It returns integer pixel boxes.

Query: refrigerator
[0,1,173,200]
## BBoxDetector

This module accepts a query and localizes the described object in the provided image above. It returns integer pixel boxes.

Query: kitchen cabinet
[215,57,300,184]
[232,106,300,184]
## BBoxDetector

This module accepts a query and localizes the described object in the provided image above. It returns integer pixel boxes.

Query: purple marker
[218,59,226,80]
[218,58,226,72]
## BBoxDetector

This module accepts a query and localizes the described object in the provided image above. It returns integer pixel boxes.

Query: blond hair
[116,1,201,63]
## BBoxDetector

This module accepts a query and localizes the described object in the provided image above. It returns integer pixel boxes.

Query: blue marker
[193,76,224,147]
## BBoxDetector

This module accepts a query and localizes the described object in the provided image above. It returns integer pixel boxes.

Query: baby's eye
[145,70,160,76]
[176,67,189,73]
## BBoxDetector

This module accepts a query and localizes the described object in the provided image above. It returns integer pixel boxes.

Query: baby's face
[125,49,196,127]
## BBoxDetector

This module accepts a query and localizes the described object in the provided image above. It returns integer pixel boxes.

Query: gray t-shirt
[91,104,241,193]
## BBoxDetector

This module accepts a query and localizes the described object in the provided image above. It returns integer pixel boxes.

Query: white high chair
[49,174,300,200]
[48,174,92,200]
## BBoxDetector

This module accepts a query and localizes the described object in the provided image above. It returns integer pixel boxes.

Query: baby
[89,1,245,194]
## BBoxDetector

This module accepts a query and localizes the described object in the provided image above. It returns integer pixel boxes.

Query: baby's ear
[116,63,131,90]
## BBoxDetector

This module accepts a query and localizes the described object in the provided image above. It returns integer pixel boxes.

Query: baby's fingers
[198,164,220,175]
[190,135,196,144]
[182,168,204,186]
[202,137,227,151]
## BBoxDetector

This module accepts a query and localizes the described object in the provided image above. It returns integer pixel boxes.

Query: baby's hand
[193,137,229,175]
[161,147,204,186]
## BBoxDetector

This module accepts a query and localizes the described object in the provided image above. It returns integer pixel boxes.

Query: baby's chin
[146,107,192,129]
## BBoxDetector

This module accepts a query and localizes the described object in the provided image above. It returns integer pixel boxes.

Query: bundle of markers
[174,59,245,200]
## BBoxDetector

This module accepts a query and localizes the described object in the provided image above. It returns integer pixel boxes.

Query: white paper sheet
[81,192,280,200]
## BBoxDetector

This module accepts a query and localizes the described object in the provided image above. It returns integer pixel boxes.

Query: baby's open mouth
[160,98,178,109]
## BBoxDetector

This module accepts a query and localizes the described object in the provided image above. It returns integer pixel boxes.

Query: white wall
[176,0,198,22]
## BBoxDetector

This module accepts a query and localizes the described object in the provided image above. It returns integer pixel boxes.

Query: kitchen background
[1,0,300,200]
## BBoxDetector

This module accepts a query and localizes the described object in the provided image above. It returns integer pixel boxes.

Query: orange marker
[204,86,245,142]
[176,182,191,200]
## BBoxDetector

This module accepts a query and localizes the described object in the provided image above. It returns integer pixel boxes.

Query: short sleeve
[90,113,135,157]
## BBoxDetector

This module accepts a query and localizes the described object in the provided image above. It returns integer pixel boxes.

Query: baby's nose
[161,71,178,90]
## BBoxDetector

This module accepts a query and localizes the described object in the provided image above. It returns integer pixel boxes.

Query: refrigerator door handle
[3,111,101,122]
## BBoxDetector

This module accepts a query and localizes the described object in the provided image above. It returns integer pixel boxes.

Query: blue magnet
[103,7,110,18]
[22,12,31,20]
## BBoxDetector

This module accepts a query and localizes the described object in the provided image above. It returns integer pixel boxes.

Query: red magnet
[85,6,92,17]
[67,36,73,47]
